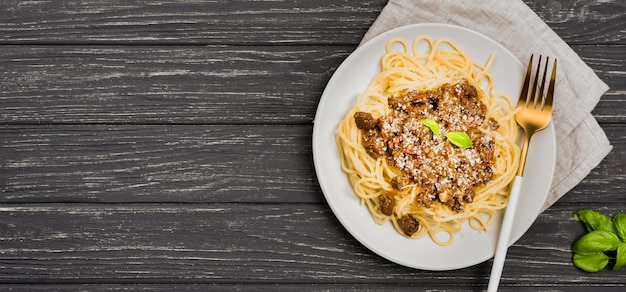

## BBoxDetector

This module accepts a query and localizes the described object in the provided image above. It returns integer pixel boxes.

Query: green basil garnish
[420,118,439,136]
[573,252,610,273]
[573,230,621,255]
[419,118,471,148]
[444,131,472,148]
[574,209,615,233]
[571,210,626,272]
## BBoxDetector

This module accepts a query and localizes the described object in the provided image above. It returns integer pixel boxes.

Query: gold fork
[488,55,557,291]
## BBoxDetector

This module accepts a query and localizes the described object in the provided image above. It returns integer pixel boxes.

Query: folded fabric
[360,0,612,211]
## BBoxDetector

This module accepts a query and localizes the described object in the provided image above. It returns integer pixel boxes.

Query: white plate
[312,23,556,270]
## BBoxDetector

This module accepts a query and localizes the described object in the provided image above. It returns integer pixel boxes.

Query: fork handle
[488,175,523,292]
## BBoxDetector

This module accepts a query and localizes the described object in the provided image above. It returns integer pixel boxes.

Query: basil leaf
[573,252,609,273]
[612,212,626,242]
[420,118,439,136]
[573,230,621,255]
[445,131,472,148]
[574,209,614,233]
[615,243,626,270]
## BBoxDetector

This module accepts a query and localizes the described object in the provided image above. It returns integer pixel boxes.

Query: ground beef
[362,129,386,158]
[400,215,421,236]
[378,191,395,216]
[390,176,411,190]
[359,78,497,213]
[354,111,378,130]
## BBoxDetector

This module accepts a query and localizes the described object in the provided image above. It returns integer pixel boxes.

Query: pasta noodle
[336,36,520,246]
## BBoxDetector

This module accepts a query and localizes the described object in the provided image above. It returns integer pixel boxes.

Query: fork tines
[519,54,557,110]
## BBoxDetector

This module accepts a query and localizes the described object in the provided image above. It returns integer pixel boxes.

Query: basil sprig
[420,119,472,149]
[572,210,626,272]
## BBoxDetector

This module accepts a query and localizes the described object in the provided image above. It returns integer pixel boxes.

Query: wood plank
[1,123,625,204]
[557,123,626,205]
[0,45,347,125]
[0,1,623,45]
[0,203,624,287]
[576,45,626,123]
[1,45,624,125]
[525,0,626,45]
[0,125,319,203]
[0,0,382,45]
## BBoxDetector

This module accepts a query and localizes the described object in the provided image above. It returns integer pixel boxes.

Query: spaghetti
[336,36,520,246]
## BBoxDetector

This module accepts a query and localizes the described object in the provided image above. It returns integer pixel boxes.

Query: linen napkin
[360,0,612,211]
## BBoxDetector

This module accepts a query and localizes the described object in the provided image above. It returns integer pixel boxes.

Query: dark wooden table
[1,0,624,290]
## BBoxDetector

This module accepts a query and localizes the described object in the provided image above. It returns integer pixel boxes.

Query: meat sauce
[354,79,498,235]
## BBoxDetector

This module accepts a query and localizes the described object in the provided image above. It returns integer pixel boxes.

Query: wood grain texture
[0,204,623,287]
[0,204,625,288]
[0,0,623,45]
[0,125,318,203]
[0,0,383,45]
[525,0,626,45]
[576,45,626,123]
[1,45,624,124]
[0,46,345,124]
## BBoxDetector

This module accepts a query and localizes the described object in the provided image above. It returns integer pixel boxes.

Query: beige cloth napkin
[360,0,612,211]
